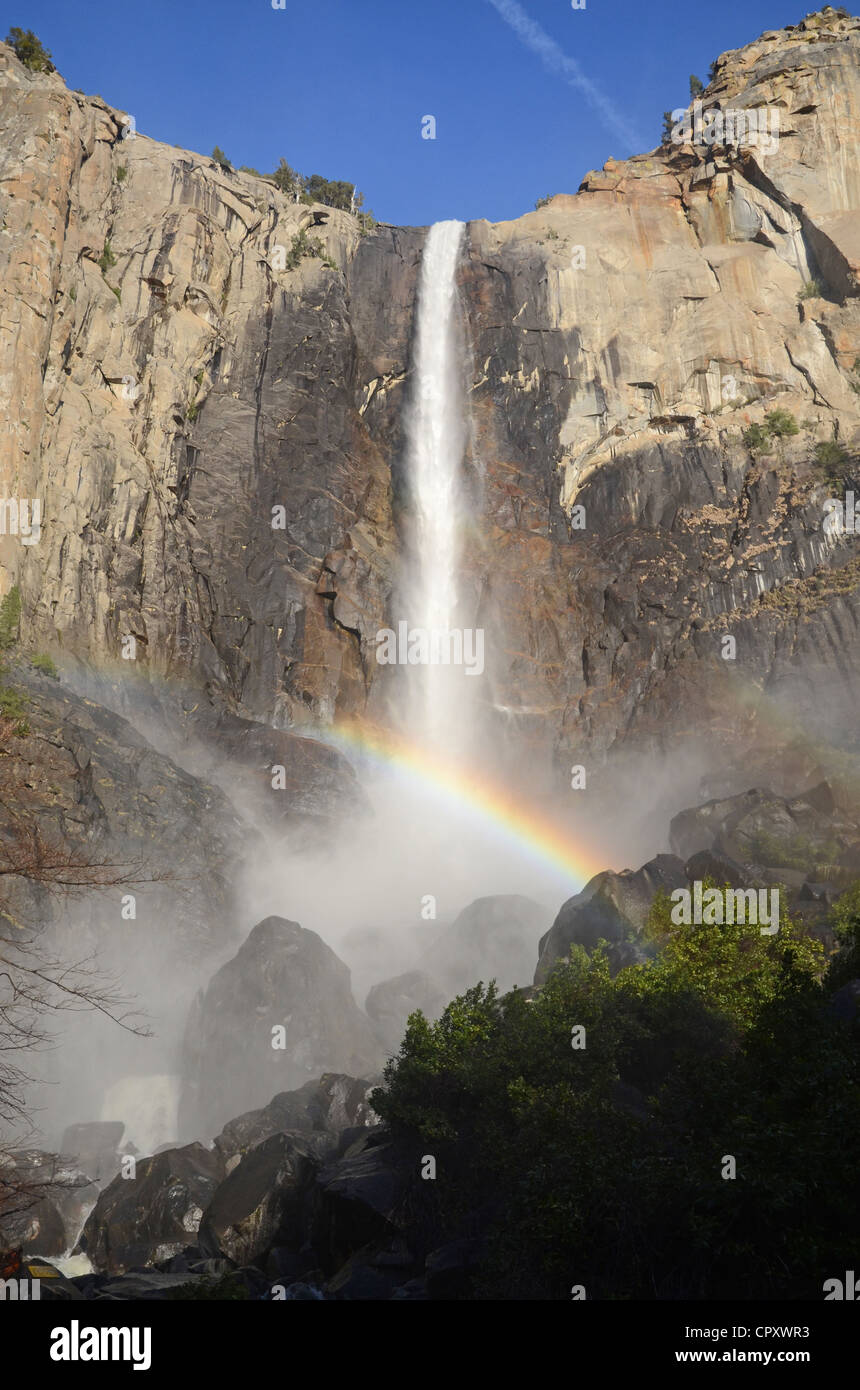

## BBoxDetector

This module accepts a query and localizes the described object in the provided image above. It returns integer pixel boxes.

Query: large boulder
[365,971,446,1054]
[428,896,553,997]
[180,917,383,1138]
[669,785,860,875]
[80,1143,224,1274]
[534,855,686,985]
[214,1073,379,1170]
[313,1136,406,1274]
[0,1149,98,1257]
[60,1122,125,1183]
[198,1131,318,1266]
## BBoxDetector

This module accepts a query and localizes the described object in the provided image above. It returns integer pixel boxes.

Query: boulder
[365,971,446,1053]
[669,787,856,876]
[198,1131,318,1267]
[80,1143,224,1274]
[180,917,383,1138]
[429,895,553,997]
[214,1073,379,1168]
[534,855,686,985]
[313,1139,406,1273]
[60,1121,125,1183]
[0,1149,97,1256]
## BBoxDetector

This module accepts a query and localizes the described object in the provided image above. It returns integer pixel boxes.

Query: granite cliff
[0,12,858,797]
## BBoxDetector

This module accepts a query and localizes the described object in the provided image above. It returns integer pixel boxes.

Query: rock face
[537,780,860,982]
[669,783,860,871]
[198,1131,318,1266]
[365,971,446,1053]
[535,855,687,984]
[180,917,383,1138]
[80,1142,223,1274]
[59,1123,125,1184]
[429,896,553,997]
[213,1073,379,1168]
[0,17,858,791]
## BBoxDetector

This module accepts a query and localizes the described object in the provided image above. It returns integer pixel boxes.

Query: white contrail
[486,0,643,153]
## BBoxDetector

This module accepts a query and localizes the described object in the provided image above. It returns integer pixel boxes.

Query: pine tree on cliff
[5,27,54,72]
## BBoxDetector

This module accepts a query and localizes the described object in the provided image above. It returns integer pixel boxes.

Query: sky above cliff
[10,0,810,225]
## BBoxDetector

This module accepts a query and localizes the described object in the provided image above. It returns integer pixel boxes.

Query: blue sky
[4,0,806,225]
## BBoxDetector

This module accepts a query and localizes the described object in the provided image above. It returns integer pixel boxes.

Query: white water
[402,219,468,747]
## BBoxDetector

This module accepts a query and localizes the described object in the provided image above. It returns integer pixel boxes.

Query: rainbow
[322,717,607,888]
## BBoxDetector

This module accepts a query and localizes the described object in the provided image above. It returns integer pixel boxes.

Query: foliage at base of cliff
[372,890,859,1299]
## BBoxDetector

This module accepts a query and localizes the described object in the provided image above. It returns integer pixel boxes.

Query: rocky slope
[0,12,858,793]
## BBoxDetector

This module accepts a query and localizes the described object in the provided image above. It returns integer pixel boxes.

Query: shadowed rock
[80,1143,224,1275]
[180,918,383,1138]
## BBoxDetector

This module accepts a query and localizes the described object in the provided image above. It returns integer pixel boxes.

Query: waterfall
[402,219,468,747]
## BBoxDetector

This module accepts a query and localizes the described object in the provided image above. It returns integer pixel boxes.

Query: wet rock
[213,1073,379,1168]
[80,1143,224,1274]
[430,895,553,996]
[60,1122,125,1184]
[198,1131,318,1266]
[0,1149,97,1256]
[181,918,383,1138]
[313,1140,406,1271]
[365,971,446,1053]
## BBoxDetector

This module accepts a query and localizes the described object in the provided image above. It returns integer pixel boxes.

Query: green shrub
[535,194,552,210]
[0,586,21,649]
[270,158,298,196]
[0,682,29,733]
[115,165,127,184]
[211,146,232,171]
[97,240,117,274]
[814,439,850,482]
[5,27,54,73]
[283,230,327,270]
[68,285,76,302]
[30,653,58,678]
[742,422,772,453]
[799,278,824,300]
[764,407,799,438]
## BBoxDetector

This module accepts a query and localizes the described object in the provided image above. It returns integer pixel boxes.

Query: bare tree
[0,732,170,1235]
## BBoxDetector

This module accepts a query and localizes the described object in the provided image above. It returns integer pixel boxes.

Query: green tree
[371,883,853,1300]
[0,586,21,650]
[270,158,299,196]
[301,175,354,211]
[211,145,232,171]
[5,27,54,73]
[764,407,799,438]
[689,74,704,98]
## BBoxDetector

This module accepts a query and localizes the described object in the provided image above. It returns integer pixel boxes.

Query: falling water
[402,219,468,747]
